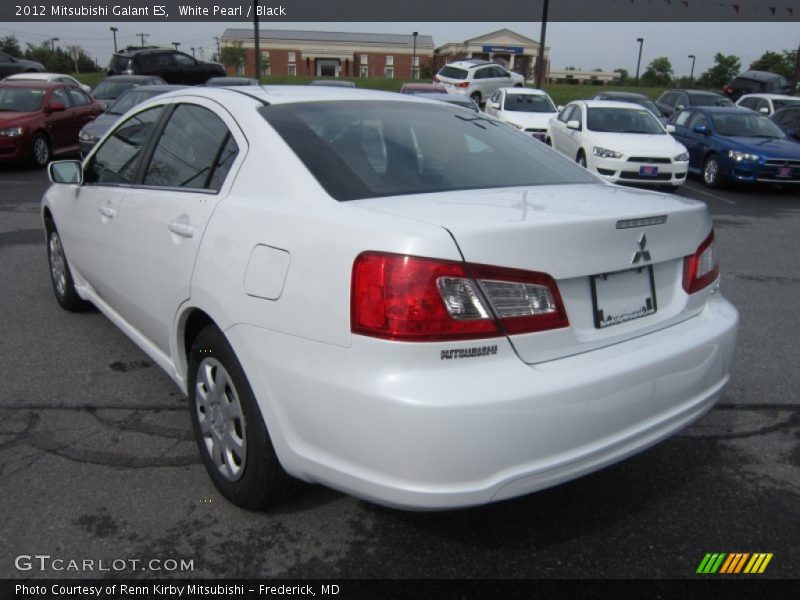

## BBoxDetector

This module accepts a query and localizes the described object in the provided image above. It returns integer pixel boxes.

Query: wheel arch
[178,307,219,383]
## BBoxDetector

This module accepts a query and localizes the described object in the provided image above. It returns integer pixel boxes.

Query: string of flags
[613,0,796,16]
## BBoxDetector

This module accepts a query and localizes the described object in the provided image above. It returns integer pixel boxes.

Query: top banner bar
[3,0,800,22]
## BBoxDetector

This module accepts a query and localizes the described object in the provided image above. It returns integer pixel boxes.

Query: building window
[384,66,394,79]
[386,55,393,66]
[359,65,368,77]
[288,64,296,77]
[288,51,296,63]
[360,54,368,65]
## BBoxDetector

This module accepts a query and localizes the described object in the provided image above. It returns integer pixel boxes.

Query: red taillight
[351,252,569,342]
[455,81,470,88]
[683,230,719,294]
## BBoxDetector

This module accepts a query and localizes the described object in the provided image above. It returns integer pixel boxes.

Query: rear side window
[87,106,163,185]
[109,54,130,72]
[438,66,468,80]
[260,100,596,201]
[143,104,238,191]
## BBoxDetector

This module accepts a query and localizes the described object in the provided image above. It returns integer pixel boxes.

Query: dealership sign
[482,46,524,54]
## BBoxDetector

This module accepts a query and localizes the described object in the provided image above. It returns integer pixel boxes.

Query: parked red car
[0,81,102,167]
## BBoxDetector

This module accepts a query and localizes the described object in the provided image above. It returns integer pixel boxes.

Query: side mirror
[566,120,581,131]
[48,160,83,185]
[785,128,798,139]
[759,107,769,114]
[665,124,676,133]
[557,105,564,112]
[692,124,708,135]
[48,101,66,113]
[675,104,685,111]
[487,101,499,109]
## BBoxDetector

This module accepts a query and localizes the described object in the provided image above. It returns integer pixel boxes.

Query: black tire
[702,154,721,189]
[44,220,89,312]
[188,326,299,510]
[470,91,481,105]
[545,138,552,147]
[576,150,587,168]
[30,133,51,168]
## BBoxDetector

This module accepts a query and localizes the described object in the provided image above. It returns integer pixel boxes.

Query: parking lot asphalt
[0,164,797,580]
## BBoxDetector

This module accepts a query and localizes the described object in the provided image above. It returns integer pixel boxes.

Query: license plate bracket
[639,165,659,177]
[777,166,793,178]
[591,266,657,329]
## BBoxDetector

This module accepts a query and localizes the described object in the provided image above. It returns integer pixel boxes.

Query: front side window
[260,101,596,202]
[50,88,69,107]
[674,110,692,127]
[67,87,91,106]
[174,53,195,66]
[143,104,239,190]
[558,104,576,122]
[86,106,164,185]
[686,111,708,130]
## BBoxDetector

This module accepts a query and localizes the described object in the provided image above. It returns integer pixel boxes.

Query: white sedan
[548,100,690,190]
[484,87,559,141]
[43,87,738,510]
[3,72,92,94]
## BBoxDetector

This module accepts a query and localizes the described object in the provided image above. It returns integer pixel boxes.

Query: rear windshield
[711,113,786,138]
[504,93,556,113]
[260,101,596,201]
[690,94,734,107]
[611,97,664,117]
[438,66,468,80]
[93,80,138,100]
[106,89,163,115]
[0,87,46,112]
[587,107,664,134]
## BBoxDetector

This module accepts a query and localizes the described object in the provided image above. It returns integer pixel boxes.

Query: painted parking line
[683,181,737,205]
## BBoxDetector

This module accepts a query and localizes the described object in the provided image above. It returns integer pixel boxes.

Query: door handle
[168,222,194,238]
[98,206,116,218]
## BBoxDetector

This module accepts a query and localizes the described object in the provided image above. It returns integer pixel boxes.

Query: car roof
[4,72,73,80]
[118,84,187,93]
[151,85,470,106]
[500,87,549,96]
[593,91,648,100]
[693,106,757,114]
[734,70,784,81]
[738,93,797,100]
[101,75,165,82]
[579,100,655,109]
[206,77,257,85]
[114,47,174,56]
[446,60,497,69]
[0,80,64,89]
[665,89,724,96]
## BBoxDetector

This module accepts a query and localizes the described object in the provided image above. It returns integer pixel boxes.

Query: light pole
[110,27,118,53]
[49,38,59,53]
[535,0,550,88]
[635,37,644,85]
[411,31,418,80]
[191,47,196,58]
[136,32,149,47]
[253,0,261,80]
[214,36,221,62]
[688,54,696,86]
[172,42,180,50]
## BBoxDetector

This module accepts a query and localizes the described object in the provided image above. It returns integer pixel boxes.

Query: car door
[64,87,99,148]
[108,100,244,354]
[488,66,511,97]
[56,105,165,304]
[43,87,75,153]
[173,52,202,84]
[679,110,711,169]
[549,104,575,153]
[561,103,584,160]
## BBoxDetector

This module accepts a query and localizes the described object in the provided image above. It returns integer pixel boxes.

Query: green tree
[22,41,97,74]
[613,68,629,84]
[0,35,22,57]
[749,50,795,79]
[641,57,674,86]
[220,40,246,72]
[696,53,741,89]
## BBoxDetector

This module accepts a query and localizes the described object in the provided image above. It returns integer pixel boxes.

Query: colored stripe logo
[696,553,773,574]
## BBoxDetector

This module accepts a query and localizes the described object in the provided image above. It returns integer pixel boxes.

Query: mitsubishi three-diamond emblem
[631,233,652,264]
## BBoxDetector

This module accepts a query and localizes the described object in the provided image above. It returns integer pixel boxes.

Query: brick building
[435,29,549,82]
[219,29,435,79]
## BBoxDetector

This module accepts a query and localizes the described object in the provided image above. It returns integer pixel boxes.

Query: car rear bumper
[227,293,738,510]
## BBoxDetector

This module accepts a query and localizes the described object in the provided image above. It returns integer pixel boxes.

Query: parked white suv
[735,93,800,116]
[435,59,525,105]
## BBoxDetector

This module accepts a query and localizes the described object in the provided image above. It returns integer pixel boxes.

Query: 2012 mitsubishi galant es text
[42,87,739,510]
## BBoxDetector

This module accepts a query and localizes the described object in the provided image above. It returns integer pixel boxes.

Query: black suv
[0,51,44,78]
[107,47,225,85]
[723,70,792,101]
[654,89,733,118]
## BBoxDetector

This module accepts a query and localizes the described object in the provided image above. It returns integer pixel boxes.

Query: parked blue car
[668,106,800,188]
